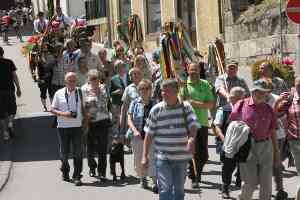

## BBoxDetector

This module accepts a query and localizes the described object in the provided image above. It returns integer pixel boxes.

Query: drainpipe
[106,0,112,48]
[279,0,283,62]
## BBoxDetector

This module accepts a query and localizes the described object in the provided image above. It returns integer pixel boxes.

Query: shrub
[251,58,295,88]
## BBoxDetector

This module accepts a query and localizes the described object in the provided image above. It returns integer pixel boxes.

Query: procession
[0,1,300,200]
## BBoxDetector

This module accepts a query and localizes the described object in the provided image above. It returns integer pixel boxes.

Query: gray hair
[229,87,245,98]
[87,69,99,80]
[160,79,179,92]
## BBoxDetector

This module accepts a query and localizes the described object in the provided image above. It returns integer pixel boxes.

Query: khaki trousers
[239,139,273,200]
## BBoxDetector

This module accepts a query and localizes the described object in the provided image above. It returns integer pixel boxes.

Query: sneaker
[74,179,82,186]
[140,178,147,189]
[191,181,200,189]
[275,190,288,200]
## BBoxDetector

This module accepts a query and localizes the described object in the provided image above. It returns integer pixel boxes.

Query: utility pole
[279,0,283,62]
[106,0,112,48]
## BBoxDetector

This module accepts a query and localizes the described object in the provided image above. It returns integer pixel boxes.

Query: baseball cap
[226,60,238,68]
[251,79,273,92]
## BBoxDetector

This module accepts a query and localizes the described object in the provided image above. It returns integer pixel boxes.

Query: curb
[0,141,13,193]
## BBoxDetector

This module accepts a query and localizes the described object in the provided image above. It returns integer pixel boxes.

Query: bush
[251,58,295,88]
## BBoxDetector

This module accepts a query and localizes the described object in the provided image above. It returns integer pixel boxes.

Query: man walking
[181,63,215,188]
[50,72,84,186]
[142,79,199,200]
[230,79,280,200]
[215,60,250,108]
[276,76,300,200]
[0,46,21,141]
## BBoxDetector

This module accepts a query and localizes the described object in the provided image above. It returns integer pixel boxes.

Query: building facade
[87,0,222,53]
[31,0,85,18]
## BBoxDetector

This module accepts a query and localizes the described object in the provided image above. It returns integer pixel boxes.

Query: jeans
[87,120,110,177]
[57,127,83,179]
[156,159,187,200]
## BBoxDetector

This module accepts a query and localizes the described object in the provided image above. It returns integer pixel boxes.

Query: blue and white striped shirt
[144,101,200,161]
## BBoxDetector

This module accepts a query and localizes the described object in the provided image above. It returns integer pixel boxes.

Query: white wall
[32,0,85,18]
[31,0,48,17]
[61,0,85,18]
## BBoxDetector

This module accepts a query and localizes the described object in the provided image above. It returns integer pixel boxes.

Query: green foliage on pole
[48,0,54,19]
[251,58,295,88]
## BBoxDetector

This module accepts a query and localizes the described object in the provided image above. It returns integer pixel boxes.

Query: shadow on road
[13,116,60,162]
[82,175,139,187]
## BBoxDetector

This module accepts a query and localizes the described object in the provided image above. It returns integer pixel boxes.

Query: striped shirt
[144,101,200,161]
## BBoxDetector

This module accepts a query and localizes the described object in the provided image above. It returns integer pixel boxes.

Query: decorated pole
[47,0,54,19]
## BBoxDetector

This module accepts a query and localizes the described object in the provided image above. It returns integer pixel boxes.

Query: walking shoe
[140,178,148,189]
[152,184,159,194]
[275,190,288,200]
[62,174,70,182]
[3,131,10,141]
[8,127,15,139]
[235,179,241,188]
[191,181,200,189]
[74,179,82,186]
[222,190,230,199]
[99,175,107,183]
[89,169,96,177]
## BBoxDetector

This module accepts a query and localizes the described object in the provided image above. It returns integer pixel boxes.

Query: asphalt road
[0,33,299,200]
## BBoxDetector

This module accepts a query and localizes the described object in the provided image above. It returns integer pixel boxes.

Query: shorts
[0,91,17,119]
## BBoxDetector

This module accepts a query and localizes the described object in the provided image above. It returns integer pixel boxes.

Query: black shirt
[0,58,17,91]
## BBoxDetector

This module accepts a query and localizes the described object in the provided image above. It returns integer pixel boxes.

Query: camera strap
[65,88,79,112]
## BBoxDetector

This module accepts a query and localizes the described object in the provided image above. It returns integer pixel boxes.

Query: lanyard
[65,88,78,111]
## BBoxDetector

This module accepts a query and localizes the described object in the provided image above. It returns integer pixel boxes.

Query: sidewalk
[0,139,13,192]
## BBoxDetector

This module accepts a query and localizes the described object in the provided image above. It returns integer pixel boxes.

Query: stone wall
[224,0,298,67]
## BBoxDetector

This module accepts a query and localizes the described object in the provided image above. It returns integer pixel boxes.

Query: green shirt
[180,78,215,127]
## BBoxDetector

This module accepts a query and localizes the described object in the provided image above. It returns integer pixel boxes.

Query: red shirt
[283,91,300,139]
[230,97,277,140]
[1,15,12,26]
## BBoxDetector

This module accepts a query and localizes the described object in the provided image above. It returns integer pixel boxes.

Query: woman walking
[82,69,112,182]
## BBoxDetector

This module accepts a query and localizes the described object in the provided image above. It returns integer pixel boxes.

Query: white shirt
[33,18,48,33]
[55,14,72,29]
[51,87,83,128]
[267,93,286,139]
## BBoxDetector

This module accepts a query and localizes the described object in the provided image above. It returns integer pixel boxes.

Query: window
[177,0,196,47]
[119,0,131,23]
[146,0,161,34]
[85,0,106,20]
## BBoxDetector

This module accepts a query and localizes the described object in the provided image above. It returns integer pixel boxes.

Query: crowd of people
[1,5,300,200]
[0,4,32,44]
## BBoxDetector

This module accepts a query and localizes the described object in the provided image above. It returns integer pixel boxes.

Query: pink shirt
[230,97,277,140]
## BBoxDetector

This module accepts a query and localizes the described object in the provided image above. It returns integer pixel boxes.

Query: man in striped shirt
[142,79,199,200]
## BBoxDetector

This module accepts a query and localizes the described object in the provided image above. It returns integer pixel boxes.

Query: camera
[70,111,77,118]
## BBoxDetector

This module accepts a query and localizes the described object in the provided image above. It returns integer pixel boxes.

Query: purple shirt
[230,97,277,140]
